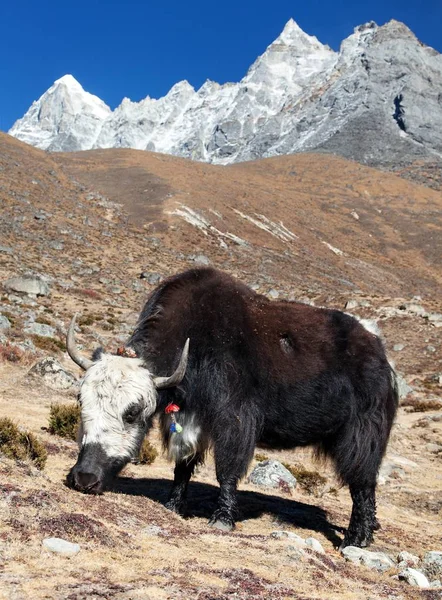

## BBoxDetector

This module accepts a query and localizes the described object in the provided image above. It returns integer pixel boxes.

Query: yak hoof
[208,518,234,532]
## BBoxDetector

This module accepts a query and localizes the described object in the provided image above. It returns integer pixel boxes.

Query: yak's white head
[65,314,189,494]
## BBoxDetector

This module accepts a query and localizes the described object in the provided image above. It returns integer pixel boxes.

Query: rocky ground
[0,133,441,599]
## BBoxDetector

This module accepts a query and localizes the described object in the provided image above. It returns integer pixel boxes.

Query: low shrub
[31,335,66,353]
[138,439,158,465]
[73,288,102,300]
[0,342,24,363]
[255,453,269,462]
[0,417,47,469]
[283,462,327,495]
[48,403,81,441]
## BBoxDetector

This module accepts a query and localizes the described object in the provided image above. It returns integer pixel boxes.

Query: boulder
[398,568,430,588]
[4,275,50,296]
[29,357,78,390]
[248,460,297,492]
[342,546,395,572]
[305,537,325,554]
[397,550,420,568]
[42,537,80,557]
[24,322,56,338]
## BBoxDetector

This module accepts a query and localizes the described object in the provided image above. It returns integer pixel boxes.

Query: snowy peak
[274,18,330,53]
[8,19,442,168]
[9,74,111,151]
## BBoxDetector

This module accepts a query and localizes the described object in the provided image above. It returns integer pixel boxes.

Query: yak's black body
[129,268,398,547]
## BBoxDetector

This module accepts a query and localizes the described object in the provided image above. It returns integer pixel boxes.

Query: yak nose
[73,471,101,493]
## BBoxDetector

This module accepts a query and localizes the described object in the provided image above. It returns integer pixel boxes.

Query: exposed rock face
[9,20,442,169]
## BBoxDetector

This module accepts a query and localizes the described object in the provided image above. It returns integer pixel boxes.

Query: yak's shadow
[111,476,344,547]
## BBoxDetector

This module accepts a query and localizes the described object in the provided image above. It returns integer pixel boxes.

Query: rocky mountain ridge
[9,19,442,168]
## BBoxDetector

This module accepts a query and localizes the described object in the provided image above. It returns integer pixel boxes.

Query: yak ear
[91,347,104,361]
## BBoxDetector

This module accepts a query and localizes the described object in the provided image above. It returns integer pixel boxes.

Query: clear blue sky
[1,0,441,131]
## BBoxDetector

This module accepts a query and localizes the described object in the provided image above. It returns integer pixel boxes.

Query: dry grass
[402,398,442,413]
[31,334,66,353]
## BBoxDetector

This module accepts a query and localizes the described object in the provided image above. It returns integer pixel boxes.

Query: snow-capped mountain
[9,19,442,167]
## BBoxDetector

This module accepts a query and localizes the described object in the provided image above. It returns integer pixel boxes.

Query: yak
[66,267,398,548]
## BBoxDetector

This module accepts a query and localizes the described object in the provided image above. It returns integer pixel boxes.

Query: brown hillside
[0,133,441,599]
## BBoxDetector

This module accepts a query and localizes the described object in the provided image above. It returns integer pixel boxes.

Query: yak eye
[123,404,142,424]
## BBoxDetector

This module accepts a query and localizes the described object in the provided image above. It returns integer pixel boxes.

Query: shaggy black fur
[128,268,398,547]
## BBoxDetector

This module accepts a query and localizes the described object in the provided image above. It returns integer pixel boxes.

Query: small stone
[397,551,420,568]
[426,443,442,454]
[142,525,167,536]
[268,289,279,299]
[248,460,297,492]
[305,537,325,554]
[393,344,405,352]
[405,304,427,317]
[139,272,162,285]
[42,537,80,557]
[0,315,11,332]
[287,546,306,561]
[342,546,395,572]
[345,300,358,310]
[396,372,413,400]
[271,531,306,546]
[49,241,64,250]
[188,254,210,266]
[430,580,442,589]
[427,313,442,323]
[426,345,436,353]
[398,568,430,588]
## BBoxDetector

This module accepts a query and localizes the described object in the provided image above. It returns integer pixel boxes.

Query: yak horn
[66,314,93,371]
[153,339,190,390]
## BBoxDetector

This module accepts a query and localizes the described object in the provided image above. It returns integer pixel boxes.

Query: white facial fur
[79,354,157,459]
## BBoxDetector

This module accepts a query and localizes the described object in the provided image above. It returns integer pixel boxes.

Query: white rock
[397,550,420,568]
[271,531,306,547]
[29,357,78,390]
[0,315,11,332]
[248,460,297,491]
[398,568,430,588]
[345,300,358,310]
[42,537,80,557]
[4,275,50,297]
[305,537,325,554]
[342,546,395,572]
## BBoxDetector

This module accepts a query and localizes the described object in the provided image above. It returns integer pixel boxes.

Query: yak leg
[343,483,377,548]
[209,422,256,531]
[165,453,202,515]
